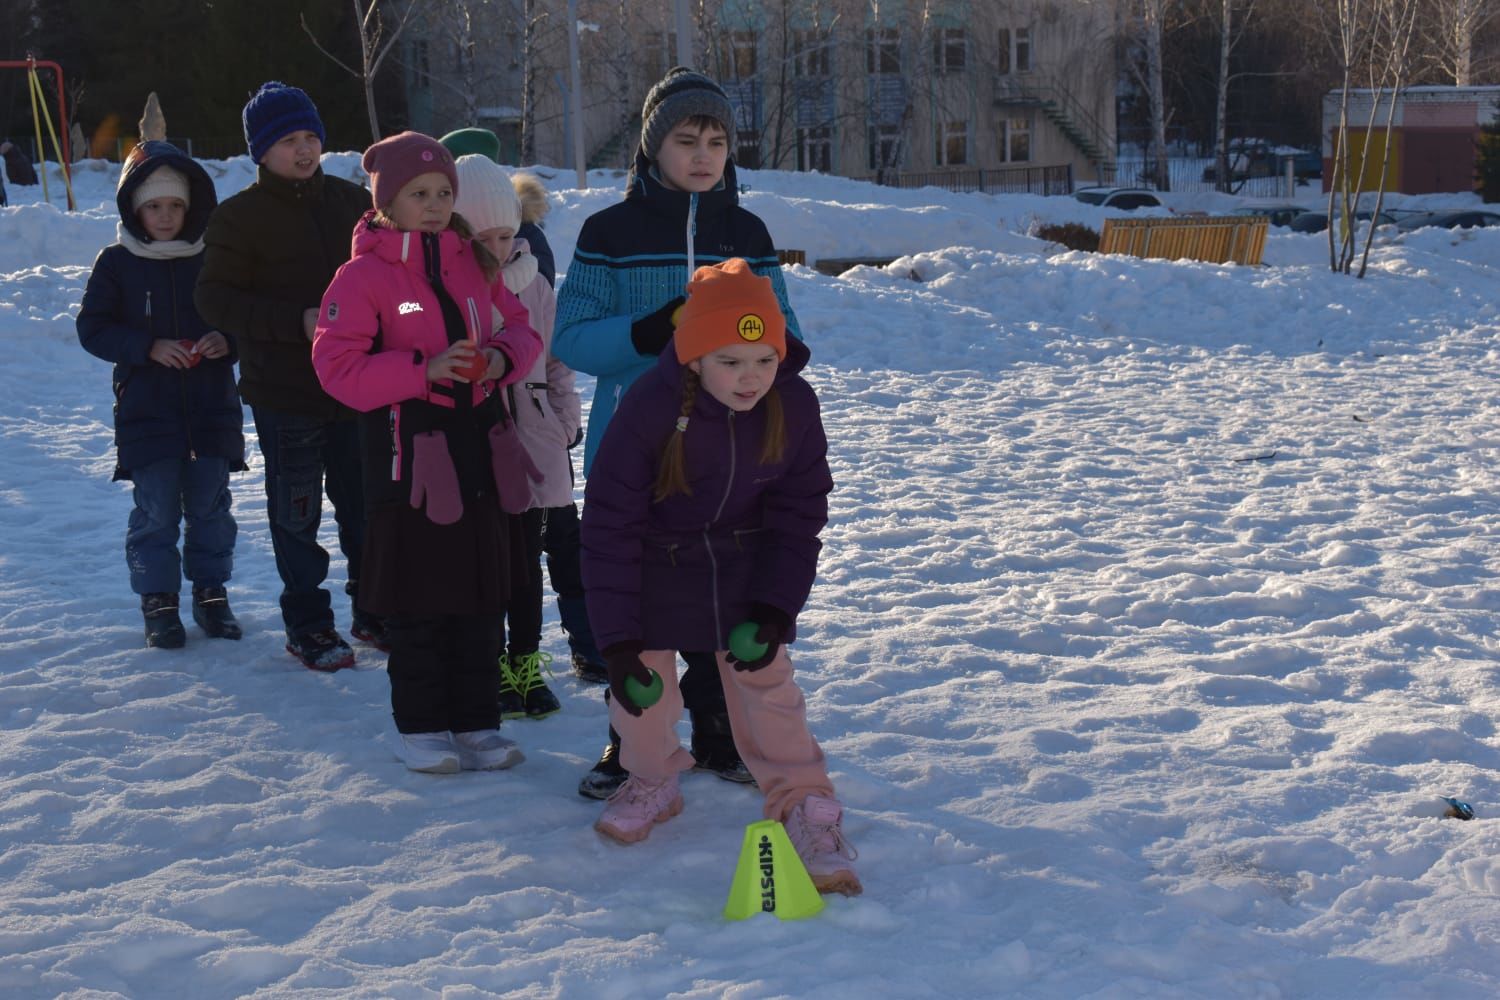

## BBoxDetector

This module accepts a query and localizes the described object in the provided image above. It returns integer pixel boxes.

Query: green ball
[728,621,768,662]
[623,669,663,709]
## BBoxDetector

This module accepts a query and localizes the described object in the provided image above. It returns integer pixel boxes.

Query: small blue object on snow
[1441,796,1475,821]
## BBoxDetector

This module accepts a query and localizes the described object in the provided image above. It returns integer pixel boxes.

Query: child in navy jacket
[77,141,246,648]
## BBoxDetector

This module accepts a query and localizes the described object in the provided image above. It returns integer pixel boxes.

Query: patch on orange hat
[672,258,787,364]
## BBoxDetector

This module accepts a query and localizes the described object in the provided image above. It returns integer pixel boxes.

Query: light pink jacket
[497,238,581,510]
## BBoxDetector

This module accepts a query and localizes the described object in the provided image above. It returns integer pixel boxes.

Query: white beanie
[453,154,521,234]
[130,165,190,211]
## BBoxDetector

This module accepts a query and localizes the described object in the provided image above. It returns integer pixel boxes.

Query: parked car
[1233,204,1308,228]
[1286,210,1397,234]
[1395,210,1500,232]
[1202,142,1322,183]
[1072,187,1163,211]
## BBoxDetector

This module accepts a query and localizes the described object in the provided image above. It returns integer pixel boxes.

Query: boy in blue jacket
[554,67,802,798]
[78,141,246,648]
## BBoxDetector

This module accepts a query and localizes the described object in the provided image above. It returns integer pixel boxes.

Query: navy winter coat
[581,336,830,653]
[76,142,245,479]
[554,151,801,475]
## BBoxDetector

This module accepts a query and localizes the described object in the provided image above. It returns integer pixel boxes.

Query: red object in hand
[454,346,488,382]
[178,340,201,368]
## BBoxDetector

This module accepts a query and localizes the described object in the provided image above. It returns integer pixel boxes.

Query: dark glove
[605,640,654,717]
[726,603,791,672]
[630,295,686,357]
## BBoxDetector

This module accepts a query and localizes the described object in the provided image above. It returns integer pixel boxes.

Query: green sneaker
[500,651,562,720]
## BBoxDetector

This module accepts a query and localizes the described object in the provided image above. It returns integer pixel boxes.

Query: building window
[794,30,831,77]
[723,30,757,78]
[997,27,1032,74]
[999,117,1032,162]
[736,130,761,169]
[936,121,968,166]
[867,27,900,74]
[933,27,966,74]
[797,126,832,172]
[868,122,901,170]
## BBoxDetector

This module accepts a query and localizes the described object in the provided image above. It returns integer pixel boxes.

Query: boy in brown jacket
[194,81,379,671]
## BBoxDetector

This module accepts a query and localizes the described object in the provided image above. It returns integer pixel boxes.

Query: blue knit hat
[242,81,327,163]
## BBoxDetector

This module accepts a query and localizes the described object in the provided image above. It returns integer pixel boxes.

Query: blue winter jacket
[554,151,801,475]
[581,336,830,654]
[76,142,245,479]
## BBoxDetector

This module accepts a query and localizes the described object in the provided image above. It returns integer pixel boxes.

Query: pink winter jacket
[497,238,581,510]
[312,212,541,413]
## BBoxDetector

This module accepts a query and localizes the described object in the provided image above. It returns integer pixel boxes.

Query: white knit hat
[453,154,521,234]
[130,165,190,211]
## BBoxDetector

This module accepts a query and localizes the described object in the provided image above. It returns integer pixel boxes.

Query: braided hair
[653,366,787,502]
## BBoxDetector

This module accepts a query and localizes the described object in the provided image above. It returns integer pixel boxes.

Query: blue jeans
[126,456,236,595]
[251,408,364,636]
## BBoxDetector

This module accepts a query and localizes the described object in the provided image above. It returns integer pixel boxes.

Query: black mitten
[629,295,687,357]
[726,603,791,672]
[604,640,654,717]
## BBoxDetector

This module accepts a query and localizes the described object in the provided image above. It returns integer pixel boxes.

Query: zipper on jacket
[169,263,198,461]
[525,381,547,415]
[389,406,401,481]
[686,193,699,274]
[703,410,737,646]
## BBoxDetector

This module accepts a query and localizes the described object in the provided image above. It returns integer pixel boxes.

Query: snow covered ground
[2,155,1499,999]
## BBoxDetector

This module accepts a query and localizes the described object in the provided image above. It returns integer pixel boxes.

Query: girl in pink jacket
[312,132,542,775]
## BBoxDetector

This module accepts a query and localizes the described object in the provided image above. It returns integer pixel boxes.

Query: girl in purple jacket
[581,258,860,896]
[312,132,542,775]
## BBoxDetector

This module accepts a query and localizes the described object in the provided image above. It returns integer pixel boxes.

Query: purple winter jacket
[581,336,831,653]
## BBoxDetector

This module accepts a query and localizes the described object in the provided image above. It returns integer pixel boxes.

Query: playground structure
[1,56,74,210]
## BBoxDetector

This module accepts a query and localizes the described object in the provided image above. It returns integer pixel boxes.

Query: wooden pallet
[1098,216,1268,265]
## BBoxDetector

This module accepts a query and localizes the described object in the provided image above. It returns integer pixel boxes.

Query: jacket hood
[115,141,218,243]
[653,330,810,405]
[625,145,740,215]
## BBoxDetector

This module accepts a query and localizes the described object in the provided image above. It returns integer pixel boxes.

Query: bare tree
[1356,0,1419,277]
[302,0,418,142]
[1322,0,1419,276]
[1122,0,1173,190]
[1422,0,1500,84]
[1210,0,1259,193]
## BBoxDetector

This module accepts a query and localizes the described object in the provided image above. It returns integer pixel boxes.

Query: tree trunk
[521,0,538,163]
[1213,0,1233,193]
[1143,1,1170,191]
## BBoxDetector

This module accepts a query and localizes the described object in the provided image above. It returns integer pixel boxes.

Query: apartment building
[401,1,1116,185]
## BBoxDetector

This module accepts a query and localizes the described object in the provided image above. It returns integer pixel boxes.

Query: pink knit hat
[361,131,458,209]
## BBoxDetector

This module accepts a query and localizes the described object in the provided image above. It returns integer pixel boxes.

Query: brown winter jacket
[194,165,369,419]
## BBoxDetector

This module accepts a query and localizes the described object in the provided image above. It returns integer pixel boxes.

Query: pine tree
[1479,106,1500,204]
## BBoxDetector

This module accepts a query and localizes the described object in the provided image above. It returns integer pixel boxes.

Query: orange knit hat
[673,258,787,364]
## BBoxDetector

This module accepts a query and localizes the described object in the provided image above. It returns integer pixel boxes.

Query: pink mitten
[409,431,464,525]
[488,420,543,514]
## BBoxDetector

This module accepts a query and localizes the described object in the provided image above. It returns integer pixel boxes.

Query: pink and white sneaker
[785,794,862,896]
[595,773,683,844]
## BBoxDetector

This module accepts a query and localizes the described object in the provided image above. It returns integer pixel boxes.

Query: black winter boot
[690,708,755,785]
[142,592,186,649]
[557,594,607,683]
[191,585,242,640]
[577,725,626,799]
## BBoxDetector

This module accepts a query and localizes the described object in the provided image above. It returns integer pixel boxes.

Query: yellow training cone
[723,819,825,921]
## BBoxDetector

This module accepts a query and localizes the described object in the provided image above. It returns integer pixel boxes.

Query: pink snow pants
[610,647,834,822]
